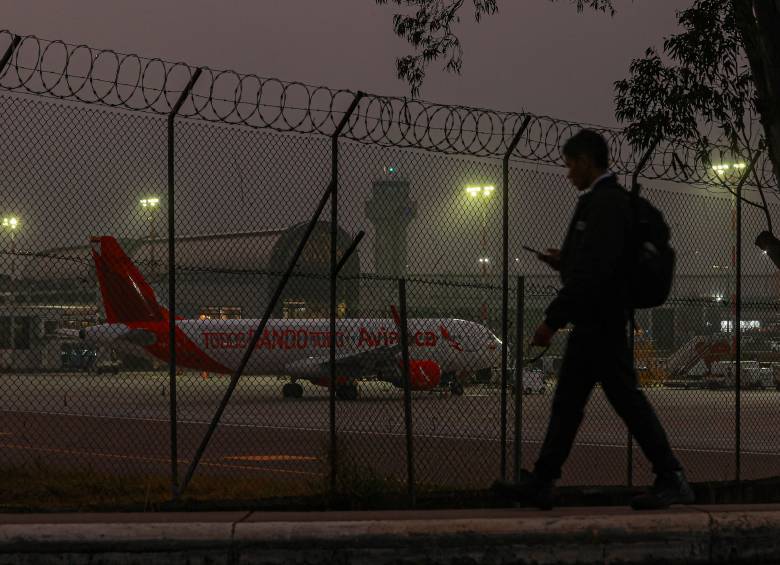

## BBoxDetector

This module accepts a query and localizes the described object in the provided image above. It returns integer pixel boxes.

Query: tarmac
[2,504,780,564]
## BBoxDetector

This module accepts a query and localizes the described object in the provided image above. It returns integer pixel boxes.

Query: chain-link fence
[1,30,779,507]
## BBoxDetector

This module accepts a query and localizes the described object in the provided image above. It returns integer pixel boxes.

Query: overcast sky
[3,0,691,126]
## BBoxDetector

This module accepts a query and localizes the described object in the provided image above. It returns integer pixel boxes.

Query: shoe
[631,470,694,510]
[491,469,555,510]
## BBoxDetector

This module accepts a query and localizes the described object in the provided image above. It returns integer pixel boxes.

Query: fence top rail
[0,29,774,188]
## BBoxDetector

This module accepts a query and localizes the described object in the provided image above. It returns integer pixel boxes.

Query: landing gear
[450,380,464,396]
[336,383,359,401]
[282,382,304,399]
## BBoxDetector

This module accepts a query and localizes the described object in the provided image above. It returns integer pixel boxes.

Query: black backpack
[629,186,675,309]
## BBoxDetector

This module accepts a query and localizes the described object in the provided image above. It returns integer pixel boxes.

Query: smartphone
[521,245,542,255]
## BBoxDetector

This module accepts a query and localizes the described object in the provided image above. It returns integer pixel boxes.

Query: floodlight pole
[167,67,202,498]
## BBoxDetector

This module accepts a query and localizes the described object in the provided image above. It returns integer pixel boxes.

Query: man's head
[562,129,610,191]
[756,230,780,270]
[756,230,779,251]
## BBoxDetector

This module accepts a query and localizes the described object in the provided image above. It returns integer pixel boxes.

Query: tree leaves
[375,0,612,96]
[615,0,756,164]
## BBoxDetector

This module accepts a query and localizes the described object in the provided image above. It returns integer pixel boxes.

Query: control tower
[365,167,417,277]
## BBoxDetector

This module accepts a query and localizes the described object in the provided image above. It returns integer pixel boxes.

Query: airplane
[76,236,502,400]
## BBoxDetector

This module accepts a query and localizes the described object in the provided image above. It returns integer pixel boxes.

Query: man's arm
[544,191,629,331]
[537,248,561,271]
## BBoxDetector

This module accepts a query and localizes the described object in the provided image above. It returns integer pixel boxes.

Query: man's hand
[536,248,561,271]
[531,322,556,348]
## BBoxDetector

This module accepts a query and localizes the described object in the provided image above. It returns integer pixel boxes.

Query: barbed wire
[0,30,775,188]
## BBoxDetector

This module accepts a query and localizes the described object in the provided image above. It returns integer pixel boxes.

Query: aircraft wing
[285,345,401,379]
[79,324,157,346]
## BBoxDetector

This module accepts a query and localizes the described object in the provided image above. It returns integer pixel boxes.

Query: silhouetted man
[519,129,693,510]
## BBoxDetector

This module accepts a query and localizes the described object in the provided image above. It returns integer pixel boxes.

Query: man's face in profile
[564,155,593,191]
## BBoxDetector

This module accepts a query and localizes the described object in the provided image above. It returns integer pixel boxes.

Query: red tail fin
[90,236,165,324]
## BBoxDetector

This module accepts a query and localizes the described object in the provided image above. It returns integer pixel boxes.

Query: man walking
[520,129,693,510]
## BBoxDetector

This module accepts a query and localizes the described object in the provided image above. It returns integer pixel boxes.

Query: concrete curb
[1,507,780,564]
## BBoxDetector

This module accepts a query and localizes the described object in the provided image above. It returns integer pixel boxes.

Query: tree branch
[376,0,613,95]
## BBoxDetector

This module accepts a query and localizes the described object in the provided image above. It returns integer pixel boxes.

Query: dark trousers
[533,321,681,481]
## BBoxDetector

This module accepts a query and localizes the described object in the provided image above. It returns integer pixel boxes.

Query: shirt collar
[580,171,614,197]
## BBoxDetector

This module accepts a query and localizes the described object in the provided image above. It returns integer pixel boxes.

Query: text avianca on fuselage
[81,236,502,399]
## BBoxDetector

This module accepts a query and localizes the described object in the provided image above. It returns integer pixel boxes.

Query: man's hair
[562,129,609,169]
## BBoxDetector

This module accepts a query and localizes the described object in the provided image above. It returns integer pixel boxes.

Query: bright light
[2,216,19,230]
[712,162,747,176]
[386,165,397,174]
[465,185,495,199]
[478,257,490,264]
[721,320,760,332]
[140,197,160,208]
[713,293,724,303]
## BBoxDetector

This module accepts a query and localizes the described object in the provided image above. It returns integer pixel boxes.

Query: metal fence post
[500,116,531,481]
[735,165,742,484]
[176,92,364,498]
[731,151,760,484]
[398,278,415,506]
[726,152,759,485]
[167,67,202,498]
[329,93,364,495]
[513,276,525,482]
[0,37,20,376]
[0,35,21,79]
[628,141,660,488]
